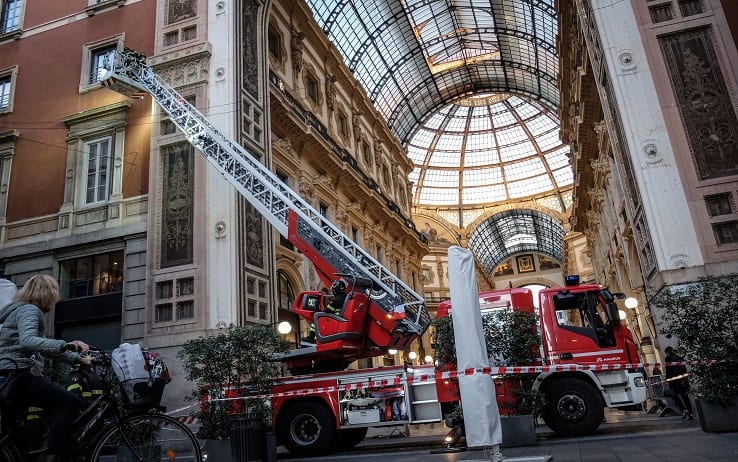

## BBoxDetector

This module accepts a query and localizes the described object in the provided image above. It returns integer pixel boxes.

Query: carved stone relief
[157,57,210,87]
[161,144,194,268]
[244,202,264,267]
[241,0,259,97]
[659,28,738,179]
[167,0,196,24]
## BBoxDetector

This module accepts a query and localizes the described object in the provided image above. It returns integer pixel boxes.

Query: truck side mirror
[605,302,621,324]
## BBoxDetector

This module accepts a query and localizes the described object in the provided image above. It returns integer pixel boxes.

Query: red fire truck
[102,50,646,457]
[265,279,646,456]
[437,280,647,436]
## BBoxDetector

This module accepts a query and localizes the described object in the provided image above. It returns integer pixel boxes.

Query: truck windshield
[553,291,616,347]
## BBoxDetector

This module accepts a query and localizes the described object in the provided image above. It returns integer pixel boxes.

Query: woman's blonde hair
[14,274,60,312]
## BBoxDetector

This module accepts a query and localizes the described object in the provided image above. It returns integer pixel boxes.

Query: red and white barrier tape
[205,359,726,404]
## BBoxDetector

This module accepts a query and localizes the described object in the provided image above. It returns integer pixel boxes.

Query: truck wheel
[277,402,336,457]
[542,378,603,436]
[334,427,368,451]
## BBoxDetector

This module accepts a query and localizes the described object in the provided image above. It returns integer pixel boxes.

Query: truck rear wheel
[542,378,603,436]
[335,427,368,451]
[277,402,335,457]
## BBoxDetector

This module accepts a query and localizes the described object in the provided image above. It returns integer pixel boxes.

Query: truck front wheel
[277,402,336,457]
[542,378,603,436]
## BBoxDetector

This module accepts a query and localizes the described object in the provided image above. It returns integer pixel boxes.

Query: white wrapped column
[448,246,502,448]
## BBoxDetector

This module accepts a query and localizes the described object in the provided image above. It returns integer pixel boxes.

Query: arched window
[277,271,295,311]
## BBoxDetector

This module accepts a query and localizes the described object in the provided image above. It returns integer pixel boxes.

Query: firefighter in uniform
[302,279,348,344]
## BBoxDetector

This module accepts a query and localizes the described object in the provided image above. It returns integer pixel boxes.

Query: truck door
[546,290,621,364]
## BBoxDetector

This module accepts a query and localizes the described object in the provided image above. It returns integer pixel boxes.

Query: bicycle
[0,347,203,461]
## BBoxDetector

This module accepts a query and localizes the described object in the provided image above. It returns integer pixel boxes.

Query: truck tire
[334,427,368,451]
[277,402,336,457]
[542,378,603,436]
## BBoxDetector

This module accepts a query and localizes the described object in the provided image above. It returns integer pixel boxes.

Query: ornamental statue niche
[291,29,305,76]
[352,111,363,142]
[325,74,337,111]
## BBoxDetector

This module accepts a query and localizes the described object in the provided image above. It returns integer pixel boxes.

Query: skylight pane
[552,167,574,186]
[492,109,516,127]
[536,129,562,151]
[407,145,428,163]
[463,185,507,204]
[496,126,527,145]
[420,187,458,205]
[436,133,464,151]
[505,158,545,181]
[465,148,497,167]
[428,150,461,167]
[499,141,534,163]
[508,176,553,198]
[545,147,572,169]
[464,167,503,186]
[424,168,459,188]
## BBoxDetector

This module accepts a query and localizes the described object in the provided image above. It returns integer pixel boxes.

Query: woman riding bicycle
[0,274,91,462]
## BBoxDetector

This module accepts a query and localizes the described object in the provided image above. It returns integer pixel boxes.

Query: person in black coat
[664,346,694,420]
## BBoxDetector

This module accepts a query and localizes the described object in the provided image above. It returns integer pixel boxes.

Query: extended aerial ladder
[102,49,431,371]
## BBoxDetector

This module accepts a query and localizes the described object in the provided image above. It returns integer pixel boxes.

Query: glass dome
[407,93,572,208]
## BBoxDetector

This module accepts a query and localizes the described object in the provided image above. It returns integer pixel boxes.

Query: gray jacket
[0,302,80,375]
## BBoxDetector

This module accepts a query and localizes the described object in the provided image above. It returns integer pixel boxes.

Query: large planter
[203,439,232,461]
[695,398,738,433]
[229,413,266,462]
[116,445,161,461]
[501,414,537,447]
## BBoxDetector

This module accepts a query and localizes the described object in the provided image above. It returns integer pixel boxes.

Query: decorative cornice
[61,101,132,126]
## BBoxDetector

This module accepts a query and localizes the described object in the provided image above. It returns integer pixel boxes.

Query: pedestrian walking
[664,346,693,420]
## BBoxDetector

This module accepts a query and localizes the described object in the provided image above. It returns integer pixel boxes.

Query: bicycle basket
[120,377,167,408]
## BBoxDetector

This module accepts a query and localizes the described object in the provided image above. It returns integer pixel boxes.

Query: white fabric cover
[0,278,17,309]
[112,342,148,381]
[448,245,502,448]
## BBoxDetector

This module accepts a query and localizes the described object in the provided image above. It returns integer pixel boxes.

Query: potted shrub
[653,274,738,432]
[431,309,543,447]
[178,324,289,460]
[484,309,543,447]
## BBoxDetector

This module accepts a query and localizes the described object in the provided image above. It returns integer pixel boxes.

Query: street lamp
[624,297,638,310]
[277,321,293,335]
[407,351,417,362]
[388,349,398,355]
[424,355,433,364]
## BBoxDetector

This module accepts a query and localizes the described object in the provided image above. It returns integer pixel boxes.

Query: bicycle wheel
[0,437,21,462]
[88,413,202,461]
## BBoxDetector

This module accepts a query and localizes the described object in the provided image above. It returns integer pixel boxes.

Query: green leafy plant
[430,316,456,369]
[484,309,545,417]
[178,325,289,440]
[653,274,738,405]
[431,309,545,416]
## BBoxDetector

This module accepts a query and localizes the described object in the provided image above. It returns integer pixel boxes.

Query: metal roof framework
[306,0,560,145]
[468,209,565,275]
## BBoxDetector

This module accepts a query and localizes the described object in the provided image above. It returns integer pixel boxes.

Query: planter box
[501,415,537,447]
[695,398,738,433]
[116,445,161,462]
[203,439,231,461]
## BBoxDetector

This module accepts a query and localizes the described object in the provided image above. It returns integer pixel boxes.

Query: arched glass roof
[469,209,565,274]
[306,0,559,145]
[407,93,572,207]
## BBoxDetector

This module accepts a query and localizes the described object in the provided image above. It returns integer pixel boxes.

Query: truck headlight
[634,376,645,387]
